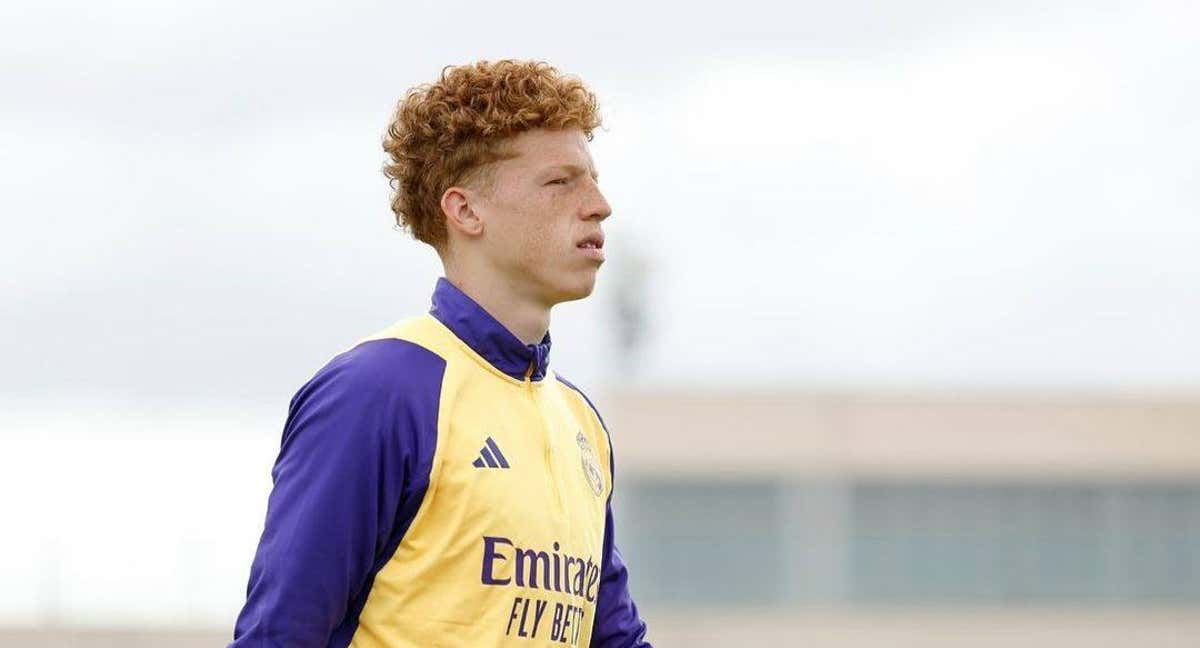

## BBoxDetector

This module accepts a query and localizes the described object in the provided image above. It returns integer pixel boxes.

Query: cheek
[516,219,558,263]
[515,204,569,262]
[484,209,551,270]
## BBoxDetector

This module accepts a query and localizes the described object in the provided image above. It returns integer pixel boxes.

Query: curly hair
[382,59,603,251]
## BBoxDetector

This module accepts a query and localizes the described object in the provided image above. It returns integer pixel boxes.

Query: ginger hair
[382,59,603,251]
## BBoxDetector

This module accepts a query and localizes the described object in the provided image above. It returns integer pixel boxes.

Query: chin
[545,273,597,305]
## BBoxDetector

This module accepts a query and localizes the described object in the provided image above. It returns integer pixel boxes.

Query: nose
[582,177,612,222]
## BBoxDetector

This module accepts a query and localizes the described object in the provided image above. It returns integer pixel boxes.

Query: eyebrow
[543,164,599,181]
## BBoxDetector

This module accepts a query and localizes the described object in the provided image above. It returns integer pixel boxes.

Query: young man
[230,60,652,647]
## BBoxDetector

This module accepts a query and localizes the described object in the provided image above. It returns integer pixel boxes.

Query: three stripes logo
[472,437,511,469]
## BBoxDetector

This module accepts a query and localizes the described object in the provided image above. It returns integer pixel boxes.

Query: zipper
[525,360,568,519]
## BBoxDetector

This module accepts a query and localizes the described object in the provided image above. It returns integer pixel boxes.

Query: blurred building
[609,389,1200,646]
[3,390,1199,647]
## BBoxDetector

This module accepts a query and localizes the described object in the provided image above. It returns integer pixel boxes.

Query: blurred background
[2,0,1199,646]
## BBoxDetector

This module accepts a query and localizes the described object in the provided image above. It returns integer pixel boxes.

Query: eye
[545,177,569,186]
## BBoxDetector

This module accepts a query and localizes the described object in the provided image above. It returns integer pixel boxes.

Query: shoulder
[327,337,447,388]
[285,338,448,446]
[272,338,448,483]
[554,373,609,434]
[297,338,446,404]
[554,373,618,501]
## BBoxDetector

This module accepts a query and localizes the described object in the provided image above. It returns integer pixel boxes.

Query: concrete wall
[605,390,1200,479]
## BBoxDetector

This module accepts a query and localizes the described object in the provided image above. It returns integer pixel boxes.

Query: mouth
[576,232,605,250]
[576,233,606,261]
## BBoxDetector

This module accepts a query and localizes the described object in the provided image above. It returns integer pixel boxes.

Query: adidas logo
[472,437,511,469]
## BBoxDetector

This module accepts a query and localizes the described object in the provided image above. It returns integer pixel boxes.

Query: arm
[591,501,652,648]
[230,340,443,647]
[554,374,651,647]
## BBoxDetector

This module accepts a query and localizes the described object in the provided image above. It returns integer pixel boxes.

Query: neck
[442,267,550,346]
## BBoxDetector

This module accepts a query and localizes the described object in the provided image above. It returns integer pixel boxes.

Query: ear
[440,186,485,238]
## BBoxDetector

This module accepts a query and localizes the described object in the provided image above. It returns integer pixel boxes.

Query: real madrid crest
[576,430,605,497]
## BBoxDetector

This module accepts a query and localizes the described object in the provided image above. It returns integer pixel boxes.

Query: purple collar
[428,277,552,382]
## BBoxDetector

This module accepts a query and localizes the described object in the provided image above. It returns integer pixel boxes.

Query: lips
[576,232,606,262]
[576,232,605,250]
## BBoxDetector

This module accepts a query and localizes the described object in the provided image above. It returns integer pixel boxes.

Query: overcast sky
[3,0,1200,628]
[2,0,1198,414]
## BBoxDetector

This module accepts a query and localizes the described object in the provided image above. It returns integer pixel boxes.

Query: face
[470,128,612,307]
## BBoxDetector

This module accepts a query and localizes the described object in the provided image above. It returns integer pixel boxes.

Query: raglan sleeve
[591,425,652,647]
[229,342,443,646]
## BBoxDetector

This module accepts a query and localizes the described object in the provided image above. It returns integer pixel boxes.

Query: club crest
[576,430,604,497]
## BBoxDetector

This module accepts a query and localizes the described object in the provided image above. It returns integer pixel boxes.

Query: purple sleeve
[591,500,652,648]
[554,375,651,648]
[230,340,444,648]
